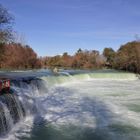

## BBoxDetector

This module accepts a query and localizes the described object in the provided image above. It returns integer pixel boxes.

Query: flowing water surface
[0,69,140,140]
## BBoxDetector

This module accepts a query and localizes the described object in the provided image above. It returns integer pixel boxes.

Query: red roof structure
[0,79,10,94]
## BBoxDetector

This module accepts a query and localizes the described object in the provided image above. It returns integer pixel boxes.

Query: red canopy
[0,79,10,93]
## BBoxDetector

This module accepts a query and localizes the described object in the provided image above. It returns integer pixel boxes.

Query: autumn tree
[114,41,140,73]
[0,4,14,67]
[1,43,41,69]
[46,55,62,68]
[61,52,72,68]
[72,49,88,68]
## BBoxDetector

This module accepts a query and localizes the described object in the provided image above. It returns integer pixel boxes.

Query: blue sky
[0,0,140,56]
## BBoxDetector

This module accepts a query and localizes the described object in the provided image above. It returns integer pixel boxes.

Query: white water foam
[0,71,140,140]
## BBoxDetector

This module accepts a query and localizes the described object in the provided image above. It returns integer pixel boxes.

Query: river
[0,69,140,140]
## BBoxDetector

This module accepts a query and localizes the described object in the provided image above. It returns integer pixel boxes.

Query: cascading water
[0,69,140,140]
[0,94,25,136]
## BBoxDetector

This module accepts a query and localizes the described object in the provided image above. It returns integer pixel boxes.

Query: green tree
[103,48,115,67]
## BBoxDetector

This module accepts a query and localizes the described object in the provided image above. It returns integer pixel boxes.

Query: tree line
[0,43,41,69]
[41,42,140,74]
[103,41,140,74]
[41,49,106,69]
[0,3,140,73]
[0,4,41,69]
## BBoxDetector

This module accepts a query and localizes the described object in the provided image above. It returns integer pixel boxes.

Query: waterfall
[0,94,25,136]
[0,69,139,138]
